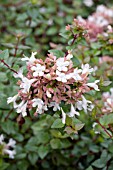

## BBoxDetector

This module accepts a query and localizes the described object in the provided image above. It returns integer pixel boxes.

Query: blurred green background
[0,0,113,170]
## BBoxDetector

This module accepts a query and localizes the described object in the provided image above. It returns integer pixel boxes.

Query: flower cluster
[77,5,113,40]
[7,52,99,122]
[102,88,113,113]
[0,134,16,159]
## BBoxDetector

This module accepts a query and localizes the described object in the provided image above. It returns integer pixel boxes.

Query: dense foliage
[0,0,113,170]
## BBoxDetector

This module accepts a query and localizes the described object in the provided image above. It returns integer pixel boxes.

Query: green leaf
[38,145,49,159]
[74,123,84,131]
[100,114,113,126]
[92,159,106,168]
[51,119,64,128]
[1,43,14,48]
[0,49,9,59]
[46,27,57,35]
[59,31,71,39]
[91,42,102,49]
[15,153,27,159]
[92,150,111,168]
[50,129,62,138]
[72,56,80,67]
[50,139,61,149]
[86,166,93,170]
[1,120,17,135]
[18,45,31,50]
[13,133,24,142]
[48,49,64,58]
[17,160,29,170]
[0,159,9,170]
[31,117,48,133]
[28,152,38,165]
[60,139,71,148]
[35,132,50,144]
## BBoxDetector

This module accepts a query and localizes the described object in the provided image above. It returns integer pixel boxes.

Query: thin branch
[5,109,14,121]
[71,34,77,46]
[64,34,78,58]
[14,37,20,57]
[96,119,112,139]
[0,59,17,74]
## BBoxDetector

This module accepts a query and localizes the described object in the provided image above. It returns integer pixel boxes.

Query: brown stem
[96,119,112,138]
[71,34,77,46]
[0,59,17,74]
[5,109,14,121]
[64,34,78,58]
[14,37,20,57]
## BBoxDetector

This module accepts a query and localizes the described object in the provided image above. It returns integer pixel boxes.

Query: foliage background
[0,0,113,170]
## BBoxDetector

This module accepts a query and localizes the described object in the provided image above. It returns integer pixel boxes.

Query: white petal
[61,108,66,124]
[68,104,80,117]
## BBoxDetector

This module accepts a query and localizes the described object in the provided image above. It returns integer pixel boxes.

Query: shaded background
[0,0,113,170]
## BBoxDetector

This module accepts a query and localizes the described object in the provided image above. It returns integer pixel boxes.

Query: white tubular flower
[71,68,82,81]
[21,52,37,64]
[7,94,18,104]
[81,95,92,113]
[7,95,28,117]
[76,101,83,111]
[68,103,80,117]
[0,134,4,144]
[88,104,94,111]
[76,95,93,113]
[87,80,100,91]
[43,105,48,111]
[66,53,73,60]
[96,5,106,13]
[31,64,45,77]
[56,70,68,83]
[61,108,66,124]
[96,5,113,18]
[56,58,70,72]
[46,90,52,98]
[92,122,100,134]
[16,101,28,117]
[107,98,112,105]
[32,98,46,114]
[81,64,94,75]
[4,149,16,159]
[83,0,93,7]
[48,102,60,111]
[7,94,19,108]
[92,122,98,128]
[13,68,24,79]
[0,135,16,159]
[88,16,94,22]
[20,77,36,93]
[7,139,16,148]
[36,105,48,114]
[96,16,109,27]
[32,98,44,107]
